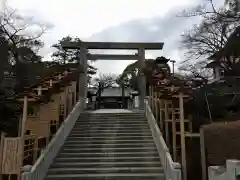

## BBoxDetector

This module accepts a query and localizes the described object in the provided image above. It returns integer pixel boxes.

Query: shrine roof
[206,61,220,68]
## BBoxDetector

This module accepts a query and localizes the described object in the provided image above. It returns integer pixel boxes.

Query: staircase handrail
[144,98,182,180]
[208,159,240,180]
[21,100,83,180]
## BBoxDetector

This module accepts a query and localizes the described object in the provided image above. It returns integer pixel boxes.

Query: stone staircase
[44,112,165,180]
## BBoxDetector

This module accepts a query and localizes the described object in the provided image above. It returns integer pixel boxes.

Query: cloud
[8,0,225,75]
[88,7,201,75]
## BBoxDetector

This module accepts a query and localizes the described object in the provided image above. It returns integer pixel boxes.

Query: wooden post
[164,100,169,146]
[64,88,68,118]
[188,115,193,134]
[152,86,154,109]
[138,47,146,110]
[18,116,22,137]
[33,136,38,163]
[0,132,5,179]
[37,85,42,96]
[18,96,28,180]
[74,82,77,105]
[151,86,155,110]
[179,92,187,180]
[153,91,156,116]
[49,79,53,87]
[21,96,28,138]
[155,92,158,121]
[200,127,207,180]
[172,102,177,162]
[159,98,163,131]
[149,86,152,106]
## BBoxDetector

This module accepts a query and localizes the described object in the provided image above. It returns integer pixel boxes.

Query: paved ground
[90,109,133,113]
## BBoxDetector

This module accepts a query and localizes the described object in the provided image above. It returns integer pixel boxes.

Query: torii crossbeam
[61,41,164,110]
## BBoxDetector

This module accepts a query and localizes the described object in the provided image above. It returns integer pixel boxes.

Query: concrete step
[61,146,157,153]
[78,116,146,119]
[74,122,149,127]
[45,173,165,180]
[75,122,148,125]
[78,116,146,118]
[79,115,145,117]
[68,132,152,137]
[54,156,161,163]
[73,125,148,128]
[44,112,164,180]
[47,167,164,175]
[66,136,153,141]
[64,139,154,144]
[76,119,146,122]
[63,143,155,148]
[71,127,150,131]
[81,112,144,117]
[58,151,159,158]
[78,118,146,121]
[51,161,162,168]
[69,129,151,133]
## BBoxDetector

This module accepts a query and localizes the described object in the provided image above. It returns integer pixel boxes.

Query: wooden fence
[0,133,39,179]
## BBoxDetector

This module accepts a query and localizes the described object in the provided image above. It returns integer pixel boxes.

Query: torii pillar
[79,45,88,109]
[138,48,146,110]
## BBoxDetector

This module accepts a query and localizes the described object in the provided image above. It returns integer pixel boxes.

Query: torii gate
[62,41,164,110]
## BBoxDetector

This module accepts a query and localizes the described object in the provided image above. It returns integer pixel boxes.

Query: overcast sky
[6,0,224,75]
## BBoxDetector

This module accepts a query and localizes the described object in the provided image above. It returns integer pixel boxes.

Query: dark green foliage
[52,36,81,64]
[51,36,97,81]
[0,6,47,135]
[119,57,171,93]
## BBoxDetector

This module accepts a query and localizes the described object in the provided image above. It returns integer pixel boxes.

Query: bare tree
[93,73,117,90]
[92,73,117,108]
[180,0,240,20]
[181,19,239,60]
[0,2,49,62]
[0,1,51,91]
[180,4,239,61]
[179,0,240,59]
[178,61,212,83]
[178,0,240,79]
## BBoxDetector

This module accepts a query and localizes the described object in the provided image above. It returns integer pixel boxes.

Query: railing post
[226,159,240,180]
[21,165,32,180]
[208,166,221,180]
[173,163,182,180]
